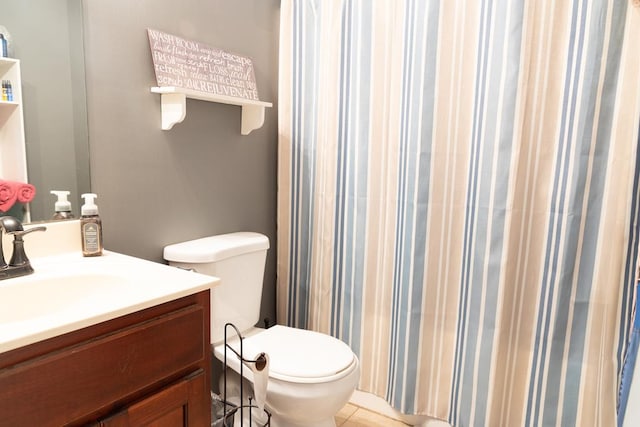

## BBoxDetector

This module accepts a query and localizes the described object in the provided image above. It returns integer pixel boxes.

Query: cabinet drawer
[100,369,209,427]
[0,304,206,426]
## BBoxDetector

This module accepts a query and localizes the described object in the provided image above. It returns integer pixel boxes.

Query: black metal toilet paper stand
[220,322,271,427]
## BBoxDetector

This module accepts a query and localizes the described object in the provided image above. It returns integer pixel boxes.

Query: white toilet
[163,232,360,427]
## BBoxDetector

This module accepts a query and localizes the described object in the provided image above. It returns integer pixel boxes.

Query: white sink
[0,250,217,353]
[0,272,133,324]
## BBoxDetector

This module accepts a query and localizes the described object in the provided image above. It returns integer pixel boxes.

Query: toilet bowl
[164,232,360,427]
[215,325,360,427]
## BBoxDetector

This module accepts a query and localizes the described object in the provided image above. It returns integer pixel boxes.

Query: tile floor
[335,403,409,427]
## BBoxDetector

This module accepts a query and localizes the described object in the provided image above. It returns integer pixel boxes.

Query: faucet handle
[7,226,47,267]
[8,226,47,237]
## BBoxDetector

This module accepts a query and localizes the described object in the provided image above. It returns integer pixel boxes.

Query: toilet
[163,232,360,427]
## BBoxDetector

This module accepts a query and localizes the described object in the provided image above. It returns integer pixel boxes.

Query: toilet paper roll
[245,352,269,413]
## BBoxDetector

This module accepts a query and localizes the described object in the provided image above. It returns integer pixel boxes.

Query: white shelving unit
[151,86,272,135]
[0,57,28,184]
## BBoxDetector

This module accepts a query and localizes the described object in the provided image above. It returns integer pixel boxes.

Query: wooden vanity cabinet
[0,291,211,427]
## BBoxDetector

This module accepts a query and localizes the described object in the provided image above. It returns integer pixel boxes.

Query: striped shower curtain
[277,1,640,426]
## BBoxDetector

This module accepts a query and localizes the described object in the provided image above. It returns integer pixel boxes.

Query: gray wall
[82,0,280,325]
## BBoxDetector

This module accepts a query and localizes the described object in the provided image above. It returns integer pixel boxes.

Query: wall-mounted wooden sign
[147,28,260,101]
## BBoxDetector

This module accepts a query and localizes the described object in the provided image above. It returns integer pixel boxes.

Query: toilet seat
[214,325,357,384]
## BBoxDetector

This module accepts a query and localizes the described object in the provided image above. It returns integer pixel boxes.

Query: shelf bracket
[158,92,187,130]
[241,104,266,136]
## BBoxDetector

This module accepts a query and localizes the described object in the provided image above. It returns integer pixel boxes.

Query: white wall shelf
[150,86,272,135]
[0,57,30,221]
[0,58,28,183]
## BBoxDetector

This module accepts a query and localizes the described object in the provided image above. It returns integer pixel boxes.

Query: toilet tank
[163,232,269,344]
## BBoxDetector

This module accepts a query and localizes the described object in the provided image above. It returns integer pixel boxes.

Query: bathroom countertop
[0,250,218,353]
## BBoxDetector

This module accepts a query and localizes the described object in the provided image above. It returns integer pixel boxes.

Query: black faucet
[0,216,46,280]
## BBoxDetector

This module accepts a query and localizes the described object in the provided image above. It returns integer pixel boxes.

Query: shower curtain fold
[617,280,640,426]
[277,1,640,426]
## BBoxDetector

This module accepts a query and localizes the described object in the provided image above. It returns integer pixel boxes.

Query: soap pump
[50,190,74,220]
[80,193,103,257]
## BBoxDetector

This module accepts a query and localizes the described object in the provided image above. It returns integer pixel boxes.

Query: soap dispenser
[50,190,74,220]
[80,193,103,257]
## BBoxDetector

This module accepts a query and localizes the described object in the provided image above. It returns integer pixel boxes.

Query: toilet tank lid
[163,232,269,263]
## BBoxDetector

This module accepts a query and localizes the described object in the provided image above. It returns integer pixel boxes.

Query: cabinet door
[100,369,209,427]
